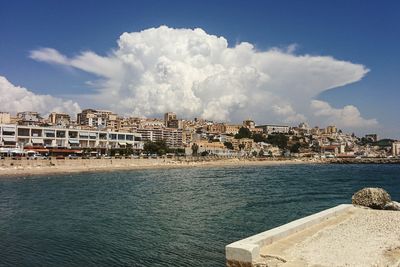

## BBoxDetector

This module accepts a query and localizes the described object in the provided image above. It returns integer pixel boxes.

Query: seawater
[0,164,399,266]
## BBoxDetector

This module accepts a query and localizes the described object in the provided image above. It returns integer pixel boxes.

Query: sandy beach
[0,157,319,178]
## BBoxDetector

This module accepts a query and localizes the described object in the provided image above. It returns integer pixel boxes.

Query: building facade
[77,109,118,130]
[0,124,143,155]
[392,141,400,156]
[255,124,290,134]
[136,127,183,148]
[48,112,71,126]
[0,112,11,124]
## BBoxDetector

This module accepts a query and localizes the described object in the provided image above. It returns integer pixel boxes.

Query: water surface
[0,164,399,266]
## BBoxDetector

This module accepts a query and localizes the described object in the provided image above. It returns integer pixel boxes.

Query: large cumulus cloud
[30,25,377,129]
[0,76,81,116]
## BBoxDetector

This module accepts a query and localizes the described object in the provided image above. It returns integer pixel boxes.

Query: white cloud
[30,48,69,65]
[0,76,81,116]
[311,100,378,128]
[29,25,375,128]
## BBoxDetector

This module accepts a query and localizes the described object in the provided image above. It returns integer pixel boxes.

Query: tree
[144,140,168,155]
[238,144,245,150]
[251,151,257,157]
[235,127,252,139]
[258,149,265,157]
[267,134,288,149]
[290,142,301,153]
[191,143,199,155]
[223,141,234,150]
[253,133,267,143]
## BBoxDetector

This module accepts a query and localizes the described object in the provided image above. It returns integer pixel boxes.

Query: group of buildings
[0,109,399,158]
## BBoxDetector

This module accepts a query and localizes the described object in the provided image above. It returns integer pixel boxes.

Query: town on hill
[0,110,399,159]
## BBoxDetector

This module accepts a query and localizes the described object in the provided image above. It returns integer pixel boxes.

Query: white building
[392,141,400,156]
[0,124,143,155]
[255,124,290,134]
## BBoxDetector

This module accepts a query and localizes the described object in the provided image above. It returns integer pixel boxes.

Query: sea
[0,164,399,266]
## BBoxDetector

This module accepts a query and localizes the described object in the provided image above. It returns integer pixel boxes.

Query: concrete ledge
[226,204,353,265]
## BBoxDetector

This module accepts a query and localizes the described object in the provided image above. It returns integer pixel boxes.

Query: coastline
[1,157,399,178]
[0,157,318,178]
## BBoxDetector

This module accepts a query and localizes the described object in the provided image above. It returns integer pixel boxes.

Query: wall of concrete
[225,204,353,266]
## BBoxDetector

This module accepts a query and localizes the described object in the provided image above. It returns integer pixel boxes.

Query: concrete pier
[226,204,400,266]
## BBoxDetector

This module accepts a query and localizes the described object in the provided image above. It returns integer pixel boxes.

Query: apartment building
[0,124,143,155]
[136,127,183,148]
[392,141,400,156]
[77,109,118,130]
[325,125,338,134]
[255,124,290,134]
[48,112,71,126]
[208,123,225,134]
[16,111,43,126]
[224,124,241,135]
[164,112,176,126]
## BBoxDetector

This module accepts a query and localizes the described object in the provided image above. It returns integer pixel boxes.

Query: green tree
[252,133,266,143]
[267,134,288,149]
[144,140,168,155]
[235,127,252,139]
[251,151,257,157]
[290,142,301,153]
[191,143,199,155]
[258,149,265,157]
[223,141,234,150]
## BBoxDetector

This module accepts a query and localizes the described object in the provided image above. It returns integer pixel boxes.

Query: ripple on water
[0,164,399,266]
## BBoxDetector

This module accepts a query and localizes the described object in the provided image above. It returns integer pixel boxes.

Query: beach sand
[0,157,319,178]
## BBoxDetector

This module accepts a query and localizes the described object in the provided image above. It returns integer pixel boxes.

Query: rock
[384,201,400,211]
[352,187,391,209]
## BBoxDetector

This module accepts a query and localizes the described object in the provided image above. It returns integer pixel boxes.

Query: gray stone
[352,187,391,209]
[383,201,400,211]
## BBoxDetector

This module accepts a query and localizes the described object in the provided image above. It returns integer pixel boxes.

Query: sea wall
[225,204,353,266]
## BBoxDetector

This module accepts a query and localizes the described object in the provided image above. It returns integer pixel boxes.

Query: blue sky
[0,0,399,138]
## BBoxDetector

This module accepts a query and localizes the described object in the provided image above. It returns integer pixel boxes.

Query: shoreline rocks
[352,187,391,209]
[383,201,400,211]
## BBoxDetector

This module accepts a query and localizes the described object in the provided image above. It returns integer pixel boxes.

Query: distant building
[136,127,183,148]
[224,124,241,135]
[186,140,235,156]
[164,112,176,126]
[243,119,255,129]
[392,141,400,156]
[325,125,337,134]
[321,145,339,155]
[208,123,225,134]
[16,111,43,126]
[0,112,11,124]
[298,122,310,130]
[77,109,118,130]
[255,124,289,134]
[48,112,71,126]
[167,119,182,129]
[298,122,311,134]
[311,127,321,135]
